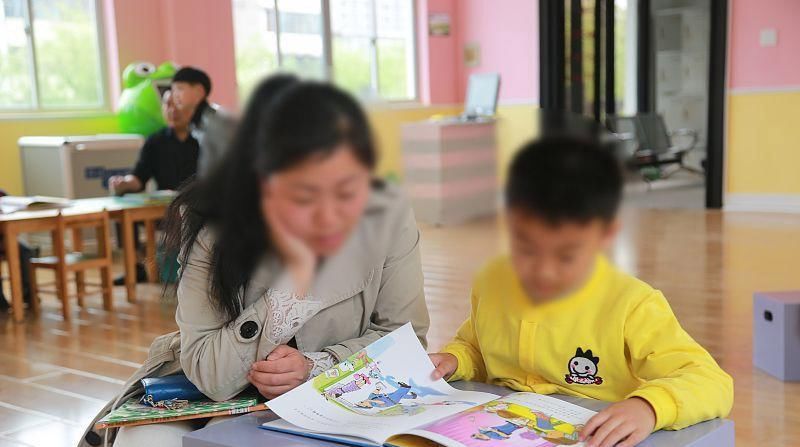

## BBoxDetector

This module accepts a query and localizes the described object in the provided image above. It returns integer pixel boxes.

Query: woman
[84,78,430,446]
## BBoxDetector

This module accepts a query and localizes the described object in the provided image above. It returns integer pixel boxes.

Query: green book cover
[96,397,267,429]
[115,191,176,206]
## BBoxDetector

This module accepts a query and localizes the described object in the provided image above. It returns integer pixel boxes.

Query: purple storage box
[753,290,800,381]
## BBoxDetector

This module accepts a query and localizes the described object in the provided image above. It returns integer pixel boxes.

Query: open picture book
[115,190,177,206]
[263,323,596,447]
[0,195,72,214]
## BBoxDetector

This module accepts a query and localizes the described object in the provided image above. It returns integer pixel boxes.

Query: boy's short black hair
[172,67,212,96]
[506,137,623,224]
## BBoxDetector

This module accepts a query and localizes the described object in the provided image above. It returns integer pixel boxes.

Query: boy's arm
[624,291,734,431]
[441,287,487,382]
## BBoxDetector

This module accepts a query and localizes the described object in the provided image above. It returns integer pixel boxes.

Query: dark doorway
[539,0,728,209]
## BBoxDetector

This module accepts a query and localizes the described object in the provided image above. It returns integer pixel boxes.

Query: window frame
[0,0,110,116]
[236,0,419,104]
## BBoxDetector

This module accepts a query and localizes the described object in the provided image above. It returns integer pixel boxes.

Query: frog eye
[134,62,156,77]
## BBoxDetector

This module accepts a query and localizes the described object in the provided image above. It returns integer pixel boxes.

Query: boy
[170,66,236,176]
[429,138,733,447]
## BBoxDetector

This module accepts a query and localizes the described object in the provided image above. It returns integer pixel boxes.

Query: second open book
[263,323,596,447]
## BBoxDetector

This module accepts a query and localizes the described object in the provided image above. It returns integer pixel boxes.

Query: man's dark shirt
[132,127,199,191]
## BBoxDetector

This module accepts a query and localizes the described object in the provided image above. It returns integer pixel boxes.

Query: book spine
[96,404,269,430]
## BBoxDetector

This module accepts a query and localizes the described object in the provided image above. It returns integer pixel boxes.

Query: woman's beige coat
[79,183,429,446]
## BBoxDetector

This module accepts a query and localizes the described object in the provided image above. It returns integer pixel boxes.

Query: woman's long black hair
[162,76,377,323]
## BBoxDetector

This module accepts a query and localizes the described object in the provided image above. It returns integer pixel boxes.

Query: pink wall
[163,0,238,109]
[418,0,464,104]
[418,0,461,104]
[729,0,800,90]
[416,0,539,105]
[456,0,538,103]
[109,0,168,66]
[104,0,539,108]
[105,0,238,110]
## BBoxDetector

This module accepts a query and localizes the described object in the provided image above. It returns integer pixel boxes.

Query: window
[233,0,416,103]
[0,0,106,111]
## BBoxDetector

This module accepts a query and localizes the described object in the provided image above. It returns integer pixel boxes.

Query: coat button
[240,321,259,339]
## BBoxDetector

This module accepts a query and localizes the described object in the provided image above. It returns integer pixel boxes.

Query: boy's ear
[601,218,621,249]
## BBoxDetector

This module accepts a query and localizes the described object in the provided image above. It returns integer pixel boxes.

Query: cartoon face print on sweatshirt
[564,347,604,385]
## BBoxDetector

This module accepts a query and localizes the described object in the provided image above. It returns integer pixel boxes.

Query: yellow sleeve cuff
[442,343,480,382]
[627,386,678,431]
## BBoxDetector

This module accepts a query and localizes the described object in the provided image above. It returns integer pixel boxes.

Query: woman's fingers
[261,190,299,257]
[261,192,287,241]
[260,189,317,294]
[249,369,305,387]
[254,382,297,399]
[267,344,296,361]
[260,188,293,257]
[252,357,298,374]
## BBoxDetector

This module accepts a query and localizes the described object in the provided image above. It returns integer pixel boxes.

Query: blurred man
[108,89,199,284]
[109,89,199,194]
[170,66,236,176]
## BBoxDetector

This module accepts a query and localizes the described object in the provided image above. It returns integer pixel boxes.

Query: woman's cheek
[344,190,370,221]
[276,201,315,238]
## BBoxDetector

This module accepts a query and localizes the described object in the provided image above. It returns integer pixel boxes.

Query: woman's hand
[248,345,311,399]
[580,397,656,447]
[261,192,316,296]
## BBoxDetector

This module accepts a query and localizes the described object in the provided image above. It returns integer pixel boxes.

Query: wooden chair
[29,210,114,319]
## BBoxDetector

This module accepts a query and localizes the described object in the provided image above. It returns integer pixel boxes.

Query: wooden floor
[2,207,800,446]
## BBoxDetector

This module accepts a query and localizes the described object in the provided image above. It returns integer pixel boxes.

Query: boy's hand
[581,397,656,447]
[429,353,458,380]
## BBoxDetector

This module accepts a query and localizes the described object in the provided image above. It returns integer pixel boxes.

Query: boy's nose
[536,263,559,282]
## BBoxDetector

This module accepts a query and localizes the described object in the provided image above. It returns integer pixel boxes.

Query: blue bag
[140,375,206,408]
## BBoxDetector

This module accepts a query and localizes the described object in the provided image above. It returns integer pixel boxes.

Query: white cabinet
[18,135,144,199]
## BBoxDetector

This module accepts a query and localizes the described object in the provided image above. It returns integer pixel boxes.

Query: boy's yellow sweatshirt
[442,255,733,431]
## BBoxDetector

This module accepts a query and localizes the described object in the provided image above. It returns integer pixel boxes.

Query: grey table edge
[183,381,734,447]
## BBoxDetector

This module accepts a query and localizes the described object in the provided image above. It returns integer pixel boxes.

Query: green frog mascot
[117,61,177,135]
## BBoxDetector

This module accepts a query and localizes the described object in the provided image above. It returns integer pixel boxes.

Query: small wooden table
[0,197,169,323]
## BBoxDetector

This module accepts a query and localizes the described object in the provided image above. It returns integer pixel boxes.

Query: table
[0,197,168,322]
[183,381,735,447]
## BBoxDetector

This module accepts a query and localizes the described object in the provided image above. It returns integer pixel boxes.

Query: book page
[399,393,597,447]
[264,323,498,445]
[0,196,71,213]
